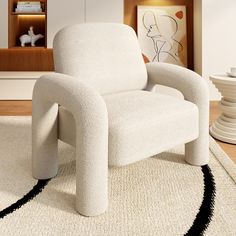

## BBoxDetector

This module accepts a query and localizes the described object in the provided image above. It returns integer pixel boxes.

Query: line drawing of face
[146,24,161,38]
[142,11,184,64]
[143,11,163,39]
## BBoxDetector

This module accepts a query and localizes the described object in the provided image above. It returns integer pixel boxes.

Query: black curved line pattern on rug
[0,179,50,219]
[0,165,216,235]
[185,165,216,236]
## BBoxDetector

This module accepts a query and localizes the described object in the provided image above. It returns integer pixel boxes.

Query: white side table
[210,75,236,144]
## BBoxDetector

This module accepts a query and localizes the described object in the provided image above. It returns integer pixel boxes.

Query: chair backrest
[53,23,147,95]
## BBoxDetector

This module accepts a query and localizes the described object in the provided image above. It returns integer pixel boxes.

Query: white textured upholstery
[146,62,209,166]
[32,73,108,217]
[53,23,147,95]
[59,91,198,166]
[32,23,209,217]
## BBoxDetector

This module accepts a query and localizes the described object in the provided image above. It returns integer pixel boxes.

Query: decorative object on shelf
[40,1,46,12]
[15,1,42,13]
[19,26,44,47]
[137,5,188,67]
[210,75,236,144]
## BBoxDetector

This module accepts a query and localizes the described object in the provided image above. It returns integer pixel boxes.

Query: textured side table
[210,75,236,144]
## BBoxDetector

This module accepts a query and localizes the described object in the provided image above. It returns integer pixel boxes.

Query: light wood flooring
[0,100,235,163]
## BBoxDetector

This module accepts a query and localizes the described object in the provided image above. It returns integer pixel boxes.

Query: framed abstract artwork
[137,5,188,67]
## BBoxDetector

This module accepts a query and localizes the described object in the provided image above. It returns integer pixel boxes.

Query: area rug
[0,116,235,236]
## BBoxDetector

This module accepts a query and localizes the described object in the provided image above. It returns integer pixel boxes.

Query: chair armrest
[146,62,209,105]
[32,72,108,152]
[32,72,108,178]
[33,73,107,120]
[146,62,210,165]
[32,73,109,216]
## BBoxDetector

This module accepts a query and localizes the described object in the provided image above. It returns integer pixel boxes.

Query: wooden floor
[0,100,235,163]
[0,100,32,116]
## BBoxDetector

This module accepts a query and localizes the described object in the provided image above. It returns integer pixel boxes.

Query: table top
[0,71,54,80]
[210,75,236,85]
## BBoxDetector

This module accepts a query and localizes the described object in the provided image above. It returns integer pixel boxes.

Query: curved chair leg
[76,121,108,216]
[75,121,108,217]
[185,132,209,166]
[185,82,209,166]
[185,86,209,166]
[32,74,109,216]
[32,103,108,216]
[32,102,59,179]
[185,99,209,166]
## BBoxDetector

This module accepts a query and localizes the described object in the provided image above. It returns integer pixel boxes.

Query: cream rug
[0,116,235,236]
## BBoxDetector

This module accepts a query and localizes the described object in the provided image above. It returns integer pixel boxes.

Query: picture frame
[137,5,188,67]
[124,0,194,70]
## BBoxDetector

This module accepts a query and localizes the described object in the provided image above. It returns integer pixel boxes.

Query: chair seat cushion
[58,90,199,166]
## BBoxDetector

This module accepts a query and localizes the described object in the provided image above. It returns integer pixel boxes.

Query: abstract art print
[138,5,188,67]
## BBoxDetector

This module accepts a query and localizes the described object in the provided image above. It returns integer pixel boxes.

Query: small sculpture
[19,26,44,47]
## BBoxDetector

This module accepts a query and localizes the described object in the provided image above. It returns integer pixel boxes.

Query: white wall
[47,0,85,47]
[197,0,236,100]
[86,0,123,23]
[47,0,123,47]
[193,0,202,75]
[0,0,8,48]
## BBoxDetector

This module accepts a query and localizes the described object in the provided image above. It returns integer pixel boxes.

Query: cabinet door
[0,0,8,48]
[47,0,85,48]
[86,0,123,23]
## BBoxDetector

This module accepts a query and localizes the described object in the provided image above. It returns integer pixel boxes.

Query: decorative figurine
[19,26,44,47]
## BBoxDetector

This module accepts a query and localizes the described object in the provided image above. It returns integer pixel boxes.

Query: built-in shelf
[11,46,46,49]
[11,12,46,15]
[0,71,54,80]
[8,0,47,48]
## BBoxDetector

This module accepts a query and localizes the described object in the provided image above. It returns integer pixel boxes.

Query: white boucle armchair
[32,23,209,217]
